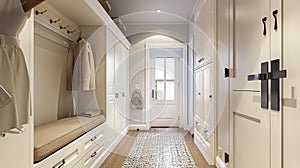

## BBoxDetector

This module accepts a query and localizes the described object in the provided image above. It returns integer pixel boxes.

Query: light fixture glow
[156,9,161,13]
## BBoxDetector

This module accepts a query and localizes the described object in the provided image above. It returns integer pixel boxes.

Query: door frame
[145,43,187,129]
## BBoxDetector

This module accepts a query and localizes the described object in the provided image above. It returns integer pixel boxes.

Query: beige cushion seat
[34,115,105,163]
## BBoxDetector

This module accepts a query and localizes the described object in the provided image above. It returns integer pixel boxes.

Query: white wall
[129,35,181,126]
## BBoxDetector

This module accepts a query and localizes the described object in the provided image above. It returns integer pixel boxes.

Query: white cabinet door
[194,63,215,165]
[194,68,204,120]
[231,0,271,167]
[193,0,216,66]
[282,1,300,167]
[114,43,127,133]
[106,42,115,129]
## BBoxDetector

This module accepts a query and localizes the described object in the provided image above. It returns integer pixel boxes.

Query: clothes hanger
[21,0,46,12]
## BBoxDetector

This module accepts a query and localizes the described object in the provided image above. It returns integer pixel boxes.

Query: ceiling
[108,0,198,24]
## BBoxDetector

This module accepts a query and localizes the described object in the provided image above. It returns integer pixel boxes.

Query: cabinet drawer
[83,130,104,154]
[74,144,104,168]
[48,148,80,168]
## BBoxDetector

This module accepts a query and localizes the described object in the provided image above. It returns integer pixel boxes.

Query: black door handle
[225,68,230,78]
[248,62,269,109]
[248,59,287,111]
[272,10,279,31]
[262,17,268,36]
[270,59,287,111]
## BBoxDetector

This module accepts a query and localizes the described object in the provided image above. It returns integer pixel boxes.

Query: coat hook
[35,9,48,15]
[67,29,76,34]
[60,25,69,29]
[50,18,61,24]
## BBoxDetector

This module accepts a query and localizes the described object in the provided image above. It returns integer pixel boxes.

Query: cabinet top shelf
[47,0,130,45]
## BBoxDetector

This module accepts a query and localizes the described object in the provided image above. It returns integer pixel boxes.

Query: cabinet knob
[91,151,97,158]
[209,95,212,98]
[198,92,201,96]
[198,58,205,63]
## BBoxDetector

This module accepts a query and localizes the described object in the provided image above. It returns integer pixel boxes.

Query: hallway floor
[100,128,216,168]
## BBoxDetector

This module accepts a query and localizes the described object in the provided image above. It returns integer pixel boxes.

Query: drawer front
[35,124,108,168]
[74,144,105,168]
[83,129,104,154]
[46,147,81,168]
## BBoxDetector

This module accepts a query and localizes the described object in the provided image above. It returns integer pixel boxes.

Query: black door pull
[272,10,279,31]
[262,17,267,36]
[248,62,269,109]
[269,59,287,111]
[225,68,230,78]
[248,59,287,111]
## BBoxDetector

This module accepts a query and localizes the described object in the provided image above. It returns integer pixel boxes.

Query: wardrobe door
[199,63,215,165]
[114,42,124,133]
[195,68,204,121]
[106,42,115,129]
[231,0,271,167]
[203,63,214,134]
[282,1,300,167]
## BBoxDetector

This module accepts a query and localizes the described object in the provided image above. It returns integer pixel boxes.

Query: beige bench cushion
[34,115,105,163]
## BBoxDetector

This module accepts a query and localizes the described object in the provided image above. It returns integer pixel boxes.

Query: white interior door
[282,1,300,167]
[231,0,272,167]
[149,48,181,127]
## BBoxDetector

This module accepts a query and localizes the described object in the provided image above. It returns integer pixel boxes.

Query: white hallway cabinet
[194,62,216,166]
[192,0,217,166]
[230,0,300,168]
[105,28,130,139]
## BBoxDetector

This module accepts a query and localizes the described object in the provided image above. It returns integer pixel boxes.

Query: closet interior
[32,0,130,167]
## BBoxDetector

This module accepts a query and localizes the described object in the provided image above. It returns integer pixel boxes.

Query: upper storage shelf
[45,0,129,44]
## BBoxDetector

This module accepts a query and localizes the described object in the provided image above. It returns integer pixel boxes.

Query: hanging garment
[0,0,31,133]
[73,39,96,91]
[131,87,143,110]
[66,43,79,91]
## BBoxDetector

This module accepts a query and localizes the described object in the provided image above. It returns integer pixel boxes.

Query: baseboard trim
[216,156,226,168]
[128,124,149,130]
[151,126,179,128]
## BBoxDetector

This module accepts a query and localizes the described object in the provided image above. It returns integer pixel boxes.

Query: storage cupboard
[194,61,216,165]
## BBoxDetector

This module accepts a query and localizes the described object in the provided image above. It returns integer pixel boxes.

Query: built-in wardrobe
[192,0,217,166]
[0,0,130,167]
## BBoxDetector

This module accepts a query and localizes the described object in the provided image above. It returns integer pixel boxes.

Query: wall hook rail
[35,9,47,15]
[60,25,69,29]
[50,18,60,24]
